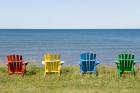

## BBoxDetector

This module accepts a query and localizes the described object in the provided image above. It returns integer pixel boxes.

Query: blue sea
[0,29,140,66]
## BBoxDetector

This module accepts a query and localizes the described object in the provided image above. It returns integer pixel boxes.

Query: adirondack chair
[114,54,138,77]
[6,55,29,76]
[80,53,100,75]
[42,54,63,76]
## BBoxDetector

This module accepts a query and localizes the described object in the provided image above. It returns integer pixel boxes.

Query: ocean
[0,29,140,66]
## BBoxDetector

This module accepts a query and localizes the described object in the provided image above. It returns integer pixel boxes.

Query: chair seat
[81,71,96,73]
[45,71,60,72]
[120,70,133,72]
[8,71,24,75]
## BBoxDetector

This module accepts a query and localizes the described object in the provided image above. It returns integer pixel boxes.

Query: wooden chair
[42,54,63,76]
[80,53,100,76]
[7,54,29,76]
[114,54,138,77]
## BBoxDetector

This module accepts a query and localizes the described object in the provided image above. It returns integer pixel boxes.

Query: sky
[0,0,140,29]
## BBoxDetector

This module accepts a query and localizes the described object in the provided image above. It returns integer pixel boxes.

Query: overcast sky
[0,0,140,29]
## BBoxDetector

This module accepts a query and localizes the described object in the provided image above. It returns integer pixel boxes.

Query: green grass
[0,64,140,93]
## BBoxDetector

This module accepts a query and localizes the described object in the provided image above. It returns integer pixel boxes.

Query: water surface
[0,29,140,66]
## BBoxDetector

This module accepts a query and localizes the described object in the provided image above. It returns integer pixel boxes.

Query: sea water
[0,29,140,66]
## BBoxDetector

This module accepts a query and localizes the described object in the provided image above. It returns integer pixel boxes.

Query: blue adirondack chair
[80,53,100,75]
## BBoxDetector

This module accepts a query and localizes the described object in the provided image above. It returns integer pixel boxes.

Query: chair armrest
[134,60,138,64]
[96,63,100,65]
[61,61,64,65]
[114,60,118,62]
[22,62,29,65]
[79,63,82,68]
[96,60,100,65]
[115,63,120,66]
[6,63,9,66]
[114,60,119,64]
[79,62,82,65]
[115,62,119,64]
[42,61,45,65]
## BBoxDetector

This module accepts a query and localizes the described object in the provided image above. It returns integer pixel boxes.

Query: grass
[0,64,140,93]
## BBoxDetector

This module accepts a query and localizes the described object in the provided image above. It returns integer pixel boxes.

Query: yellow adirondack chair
[42,54,62,76]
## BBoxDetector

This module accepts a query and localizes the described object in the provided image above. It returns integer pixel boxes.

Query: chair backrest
[7,55,23,72]
[44,53,60,62]
[44,54,61,71]
[80,53,96,71]
[118,54,135,71]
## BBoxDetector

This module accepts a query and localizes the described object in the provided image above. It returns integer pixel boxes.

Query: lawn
[0,63,140,93]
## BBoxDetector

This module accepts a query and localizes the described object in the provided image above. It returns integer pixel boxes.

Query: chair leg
[118,70,122,77]
[131,72,135,79]
[58,72,61,76]
[134,71,136,77]
[80,72,84,76]
[120,72,123,77]
[118,72,121,77]
[44,72,46,77]
[22,73,24,77]
[96,70,98,76]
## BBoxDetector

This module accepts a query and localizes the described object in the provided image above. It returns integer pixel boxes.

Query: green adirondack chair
[114,54,138,77]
